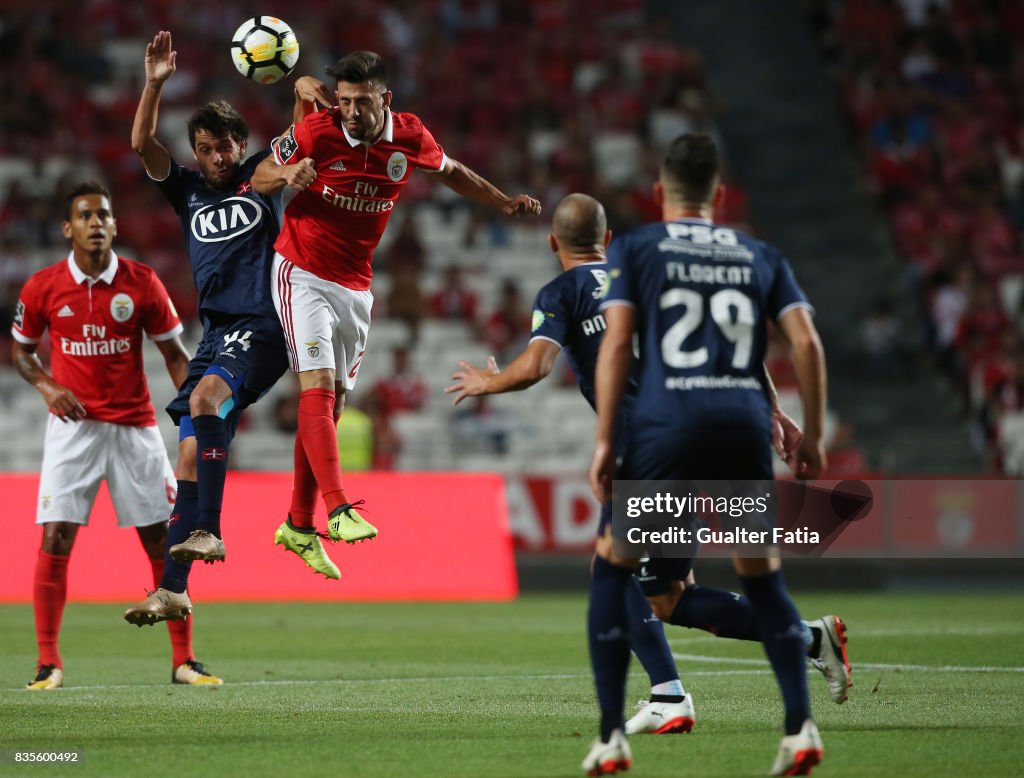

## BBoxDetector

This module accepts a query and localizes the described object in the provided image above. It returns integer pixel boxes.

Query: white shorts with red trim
[272,252,374,389]
[37,418,176,527]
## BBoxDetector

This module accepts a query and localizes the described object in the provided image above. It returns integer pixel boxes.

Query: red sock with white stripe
[150,558,193,667]
[33,551,69,668]
[298,388,348,511]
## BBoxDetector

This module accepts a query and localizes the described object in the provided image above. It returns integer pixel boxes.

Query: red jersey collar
[67,250,118,286]
[341,108,395,148]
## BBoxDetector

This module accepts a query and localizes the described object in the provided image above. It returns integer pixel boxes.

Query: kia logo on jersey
[190,197,263,243]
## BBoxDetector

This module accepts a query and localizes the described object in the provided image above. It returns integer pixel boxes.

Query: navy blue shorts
[167,313,289,437]
[635,556,695,597]
[619,425,773,482]
[617,424,772,596]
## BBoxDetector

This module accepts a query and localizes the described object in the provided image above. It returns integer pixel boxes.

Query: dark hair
[187,101,249,149]
[325,51,387,87]
[662,133,720,204]
[64,181,112,220]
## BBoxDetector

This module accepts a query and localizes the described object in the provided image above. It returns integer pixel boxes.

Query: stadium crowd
[0,0,872,473]
[811,0,1024,471]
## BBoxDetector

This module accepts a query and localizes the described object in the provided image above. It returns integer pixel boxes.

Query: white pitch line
[4,669,781,694]
[667,625,1024,644]
[672,652,1024,673]
[9,654,1024,694]
[830,625,1024,638]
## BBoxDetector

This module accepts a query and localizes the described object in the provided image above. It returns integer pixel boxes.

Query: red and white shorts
[272,253,374,390]
[37,417,176,527]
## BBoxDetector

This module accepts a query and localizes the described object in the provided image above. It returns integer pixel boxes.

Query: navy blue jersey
[602,218,811,431]
[530,261,639,410]
[153,148,282,320]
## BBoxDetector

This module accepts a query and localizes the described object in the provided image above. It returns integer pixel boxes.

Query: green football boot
[326,501,377,544]
[274,518,341,580]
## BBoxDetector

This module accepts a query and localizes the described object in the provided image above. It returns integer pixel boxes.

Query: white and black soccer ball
[230,17,299,84]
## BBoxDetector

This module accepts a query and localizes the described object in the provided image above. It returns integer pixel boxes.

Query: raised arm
[12,341,86,422]
[292,76,335,123]
[251,152,317,195]
[589,303,635,501]
[130,31,175,179]
[445,339,561,405]
[776,306,827,479]
[425,157,542,217]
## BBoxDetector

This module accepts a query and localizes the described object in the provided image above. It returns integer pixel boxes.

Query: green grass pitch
[1,592,1023,777]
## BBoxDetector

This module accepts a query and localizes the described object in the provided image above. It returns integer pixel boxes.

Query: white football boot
[581,728,632,776]
[770,719,823,776]
[808,614,851,703]
[624,694,695,735]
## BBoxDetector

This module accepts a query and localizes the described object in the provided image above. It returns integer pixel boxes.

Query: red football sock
[33,550,69,668]
[298,388,348,511]
[290,434,319,529]
[150,558,193,668]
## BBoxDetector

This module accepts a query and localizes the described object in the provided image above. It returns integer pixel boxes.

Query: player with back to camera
[123,31,342,633]
[588,133,830,776]
[251,51,541,551]
[446,194,850,754]
[12,181,220,688]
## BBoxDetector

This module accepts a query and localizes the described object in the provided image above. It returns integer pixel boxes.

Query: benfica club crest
[110,294,135,322]
[387,152,408,182]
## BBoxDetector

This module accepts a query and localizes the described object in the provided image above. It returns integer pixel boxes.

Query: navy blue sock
[669,583,760,641]
[193,414,229,537]
[740,570,812,735]
[588,556,633,741]
[625,577,678,687]
[160,481,198,593]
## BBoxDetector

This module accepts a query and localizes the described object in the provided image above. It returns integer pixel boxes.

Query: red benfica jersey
[11,253,183,427]
[272,108,446,289]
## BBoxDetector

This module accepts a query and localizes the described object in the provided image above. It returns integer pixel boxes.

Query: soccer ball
[230,17,299,84]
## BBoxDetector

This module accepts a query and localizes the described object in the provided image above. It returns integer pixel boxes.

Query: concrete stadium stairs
[656,0,981,473]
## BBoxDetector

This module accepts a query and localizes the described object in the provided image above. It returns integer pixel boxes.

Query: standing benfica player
[590,134,830,775]
[252,51,541,552]
[12,181,220,688]
[123,32,340,627]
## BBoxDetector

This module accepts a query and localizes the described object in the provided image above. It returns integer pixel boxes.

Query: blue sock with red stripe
[161,481,197,593]
[625,577,679,688]
[669,583,760,640]
[193,415,229,538]
[588,556,632,741]
[740,570,813,735]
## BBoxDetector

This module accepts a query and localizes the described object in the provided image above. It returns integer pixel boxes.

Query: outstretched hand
[294,76,335,110]
[502,194,542,218]
[146,31,176,85]
[445,357,499,406]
